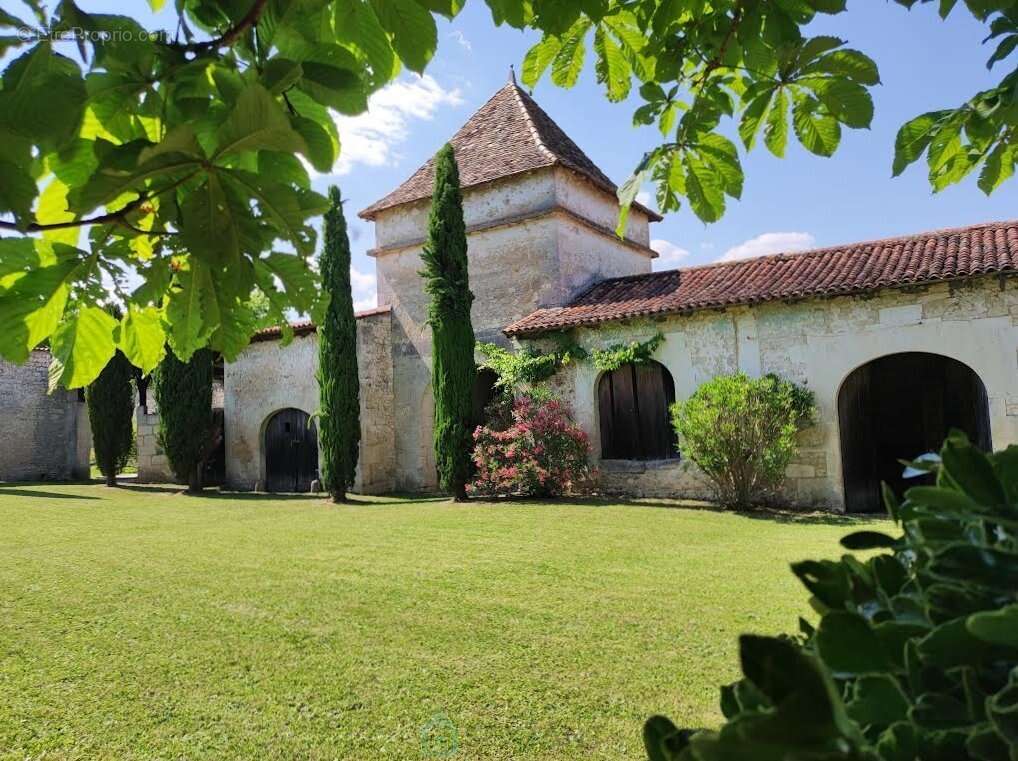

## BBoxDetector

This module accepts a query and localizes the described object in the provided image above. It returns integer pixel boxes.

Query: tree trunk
[187,462,203,493]
[331,489,347,504]
[105,472,117,487]
[452,482,468,502]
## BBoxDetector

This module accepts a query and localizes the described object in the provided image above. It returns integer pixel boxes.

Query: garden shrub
[153,348,213,492]
[670,373,815,509]
[469,394,594,498]
[645,431,1018,761]
[86,349,135,486]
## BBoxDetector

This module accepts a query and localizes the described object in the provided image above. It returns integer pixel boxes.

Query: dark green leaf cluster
[0,0,465,388]
[153,347,213,492]
[591,332,665,372]
[421,144,475,500]
[317,186,360,502]
[670,372,816,508]
[85,349,135,485]
[520,0,1016,227]
[646,431,1018,761]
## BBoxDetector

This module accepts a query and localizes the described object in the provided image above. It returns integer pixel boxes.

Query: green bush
[645,431,1018,761]
[153,348,213,493]
[670,373,815,509]
[86,350,135,486]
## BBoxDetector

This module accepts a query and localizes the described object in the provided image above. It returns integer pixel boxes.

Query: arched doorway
[264,408,319,492]
[472,369,500,429]
[597,360,679,461]
[838,352,991,512]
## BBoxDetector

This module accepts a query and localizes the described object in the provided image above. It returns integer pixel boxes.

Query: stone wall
[370,166,655,493]
[135,403,174,483]
[0,350,90,481]
[223,310,396,493]
[539,275,1018,511]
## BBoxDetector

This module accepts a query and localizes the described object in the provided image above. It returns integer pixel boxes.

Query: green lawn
[0,484,883,760]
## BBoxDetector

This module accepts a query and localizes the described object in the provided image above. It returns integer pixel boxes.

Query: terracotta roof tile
[358,81,660,221]
[504,220,1018,336]
[250,305,391,343]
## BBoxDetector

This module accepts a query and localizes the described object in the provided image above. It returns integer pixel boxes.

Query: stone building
[142,78,1018,512]
[0,349,91,481]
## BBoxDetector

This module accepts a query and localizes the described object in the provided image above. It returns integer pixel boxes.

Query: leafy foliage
[476,337,586,398]
[469,394,594,498]
[317,186,360,503]
[591,332,665,372]
[0,0,433,388]
[520,0,1018,229]
[421,144,475,501]
[85,349,135,486]
[670,373,816,509]
[3,0,1016,384]
[153,347,213,492]
[644,431,1018,761]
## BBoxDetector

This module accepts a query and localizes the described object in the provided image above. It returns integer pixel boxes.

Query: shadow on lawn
[606,498,882,526]
[115,484,449,507]
[0,483,100,500]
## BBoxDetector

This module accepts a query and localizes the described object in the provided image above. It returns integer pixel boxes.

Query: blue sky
[10,1,1018,310]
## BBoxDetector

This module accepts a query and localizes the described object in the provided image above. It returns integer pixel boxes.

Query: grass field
[0,484,883,760]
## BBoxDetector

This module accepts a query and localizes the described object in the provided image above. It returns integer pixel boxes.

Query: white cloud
[331,74,463,176]
[351,265,377,312]
[448,30,472,51]
[636,190,652,207]
[651,238,690,270]
[718,232,816,263]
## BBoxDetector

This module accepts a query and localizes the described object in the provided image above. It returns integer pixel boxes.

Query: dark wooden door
[598,362,678,460]
[839,353,990,513]
[264,408,319,492]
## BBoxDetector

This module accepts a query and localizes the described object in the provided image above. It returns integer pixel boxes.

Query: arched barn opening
[264,408,319,493]
[838,352,991,513]
[598,360,679,461]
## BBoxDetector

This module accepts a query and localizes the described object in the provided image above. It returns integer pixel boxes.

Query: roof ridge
[507,83,558,164]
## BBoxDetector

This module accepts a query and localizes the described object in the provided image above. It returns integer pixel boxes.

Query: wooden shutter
[634,362,678,460]
[598,362,678,461]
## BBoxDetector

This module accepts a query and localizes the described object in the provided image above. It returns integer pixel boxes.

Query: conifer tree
[86,350,135,487]
[317,186,360,502]
[421,144,476,501]
[153,348,213,493]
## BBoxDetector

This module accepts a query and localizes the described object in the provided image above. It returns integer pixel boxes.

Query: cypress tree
[317,186,360,502]
[86,350,135,487]
[153,348,213,493]
[420,144,476,501]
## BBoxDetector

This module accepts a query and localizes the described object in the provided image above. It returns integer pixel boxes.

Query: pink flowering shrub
[469,395,595,498]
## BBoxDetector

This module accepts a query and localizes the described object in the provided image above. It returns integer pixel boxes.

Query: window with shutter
[597,361,678,461]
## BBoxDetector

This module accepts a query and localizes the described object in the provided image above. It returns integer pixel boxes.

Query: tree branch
[691,2,745,92]
[164,0,269,54]
[0,173,195,235]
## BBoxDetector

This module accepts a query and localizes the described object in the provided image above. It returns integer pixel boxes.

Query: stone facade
[135,403,174,483]
[371,168,654,492]
[542,275,1018,510]
[222,309,395,492]
[0,350,90,481]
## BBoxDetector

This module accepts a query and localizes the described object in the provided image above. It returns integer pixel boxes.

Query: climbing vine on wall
[590,333,665,372]
[477,331,667,391]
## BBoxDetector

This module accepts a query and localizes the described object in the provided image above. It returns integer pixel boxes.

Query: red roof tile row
[504,220,1018,336]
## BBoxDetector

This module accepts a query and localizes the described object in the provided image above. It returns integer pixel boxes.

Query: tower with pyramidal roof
[356,78,661,491]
